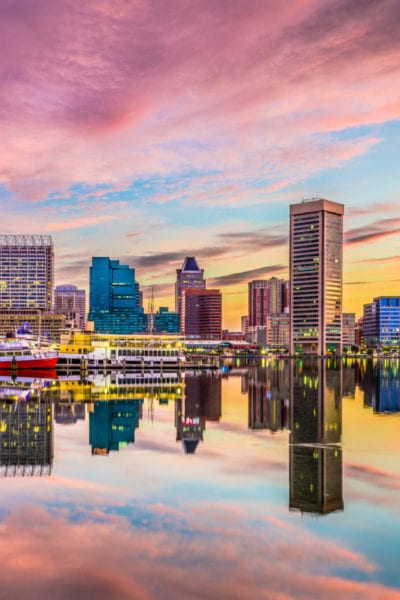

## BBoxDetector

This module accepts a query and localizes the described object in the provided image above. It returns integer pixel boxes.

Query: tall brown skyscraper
[181,288,222,339]
[290,198,344,355]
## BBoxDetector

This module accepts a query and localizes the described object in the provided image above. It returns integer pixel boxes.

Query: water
[0,359,399,600]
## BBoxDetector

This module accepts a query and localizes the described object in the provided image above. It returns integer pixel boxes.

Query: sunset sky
[1,0,399,328]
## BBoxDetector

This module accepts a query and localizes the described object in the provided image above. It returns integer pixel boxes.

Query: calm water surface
[0,359,399,600]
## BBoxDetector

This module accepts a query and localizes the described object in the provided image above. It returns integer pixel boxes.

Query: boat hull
[0,357,59,370]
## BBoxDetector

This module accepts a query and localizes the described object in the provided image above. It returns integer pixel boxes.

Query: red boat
[0,336,58,370]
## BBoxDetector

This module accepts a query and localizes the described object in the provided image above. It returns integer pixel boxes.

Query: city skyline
[1,1,399,328]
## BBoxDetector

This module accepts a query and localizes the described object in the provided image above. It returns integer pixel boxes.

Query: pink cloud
[0,0,398,203]
[0,502,397,600]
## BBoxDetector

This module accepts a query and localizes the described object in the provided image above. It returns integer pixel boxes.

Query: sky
[1,0,399,328]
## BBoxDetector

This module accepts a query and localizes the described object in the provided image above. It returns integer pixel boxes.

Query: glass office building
[153,307,180,334]
[363,296,400,348]
[290,199,344,355]
[0,234,54,310]
[88,257,146,334]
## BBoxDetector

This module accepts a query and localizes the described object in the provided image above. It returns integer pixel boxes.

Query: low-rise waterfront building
[0,308,65,342]
[153,307,180,334]
[363,297,400,348]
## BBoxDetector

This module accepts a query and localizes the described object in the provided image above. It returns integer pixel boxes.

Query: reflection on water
[245,363,289,431]
[0,397,53,476]
[89,400,143,455]
[0,359,399,481]
[0,360,399,597]
[175,373,221,453]
[289,360,343,515]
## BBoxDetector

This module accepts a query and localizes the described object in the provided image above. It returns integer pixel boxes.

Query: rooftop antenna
[147,287,155,335]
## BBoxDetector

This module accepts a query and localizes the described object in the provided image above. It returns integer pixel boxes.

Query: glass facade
[88,257,146,334]
[363,297,400,348]
[0,234,54,310]
[290,199,344,355]
[153,307,180,334]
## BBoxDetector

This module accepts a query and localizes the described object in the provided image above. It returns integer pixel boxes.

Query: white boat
[58,331,185,369]
[0,335,59,370]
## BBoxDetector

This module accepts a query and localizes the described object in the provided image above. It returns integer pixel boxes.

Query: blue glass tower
[89,400,143,454]
[363,296,400,348]
[88,257,146,334]
[154,307,180,334]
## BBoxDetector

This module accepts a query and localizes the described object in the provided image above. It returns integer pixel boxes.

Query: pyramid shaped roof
[182,257,201,272]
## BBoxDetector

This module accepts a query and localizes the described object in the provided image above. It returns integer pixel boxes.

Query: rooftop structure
[0,234,54,311]
[175,256,206,320]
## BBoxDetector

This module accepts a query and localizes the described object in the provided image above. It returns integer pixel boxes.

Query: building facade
[363,297,400,348]
[181,288,222,339]
[175,257,206,319]
[0,309,65,342]
[342,312,356,347]
[153,307,180,334]
[88,257,146,334]
[290,198,344,355]
[0,234,54,310]
[54,284,86,330]
[248,277,289,328]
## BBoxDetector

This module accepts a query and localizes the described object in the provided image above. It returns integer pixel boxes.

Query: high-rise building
[241,315,249,339]
[342,312,356,347]
[248,277,288,328]
[54,284,86,329]
[175,257,206,318]
[88,257,146,334]
[0,234,54,310]
[181,288,222,339]
[363,297,400,348]
[290,198,344,355]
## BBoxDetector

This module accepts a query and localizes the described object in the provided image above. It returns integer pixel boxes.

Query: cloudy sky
[1,0,399,327]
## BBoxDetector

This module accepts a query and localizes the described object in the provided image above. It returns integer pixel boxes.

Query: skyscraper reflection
[362,361,400,413]
[54,400,86,424]
[89,400,143,455]
[289,360,343,515]
[247,363,289,432]
[175,373,221,453]
[0,399,53,476]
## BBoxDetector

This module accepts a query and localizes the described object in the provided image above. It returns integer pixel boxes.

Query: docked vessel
[0,335,59,370]
[58,331,185,370]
